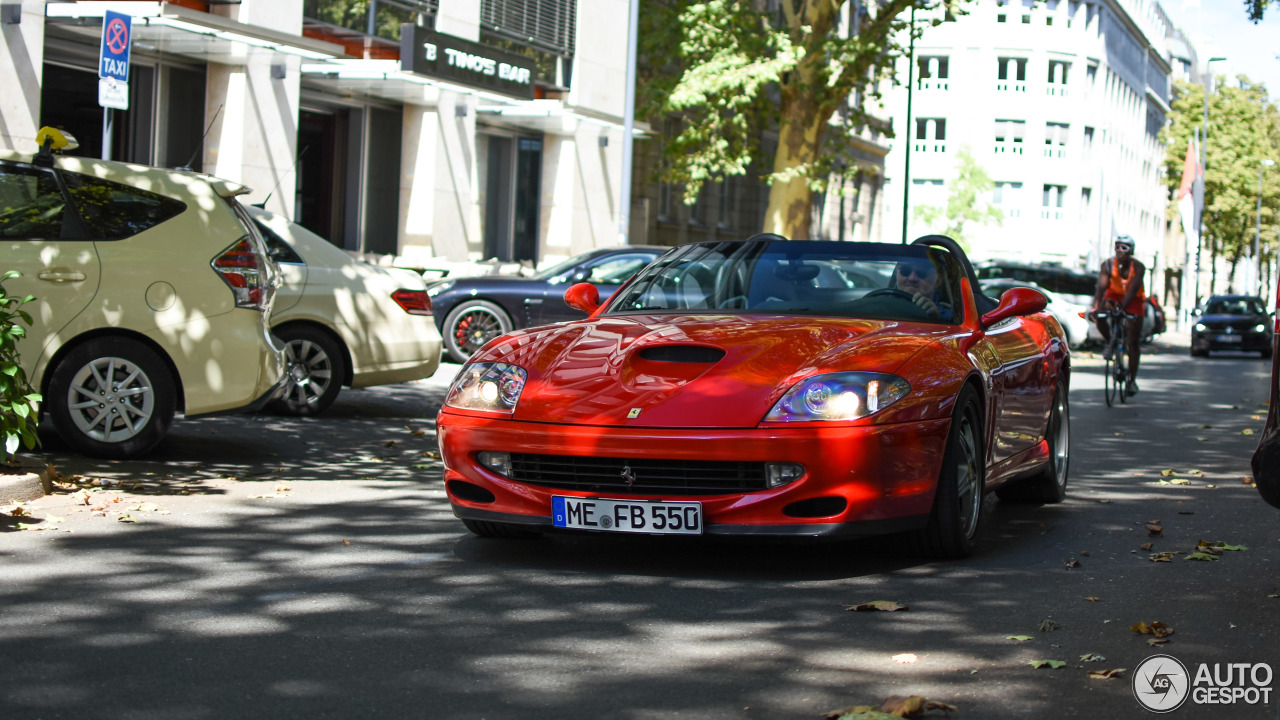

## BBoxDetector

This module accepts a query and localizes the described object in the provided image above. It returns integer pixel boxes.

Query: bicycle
[1086,307,1137,407]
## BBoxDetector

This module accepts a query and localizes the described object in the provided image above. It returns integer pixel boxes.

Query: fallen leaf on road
[1243,429,1255,436]
[1185,552,1219,561]
[73,490,92,505]
[1140,543,1154,551]
[3,502,30,517]
[1089,668,1127,679]
[1146,524,1164,536]
[1080,653,1105,662]
[422,451,441,459]
[1006,635,1033,642]
[1029,660,1067,669]
[846,601,909,612]
[342,539,350,546]
[822,695,957,719]
[1196,437,1209,442]
[1084,597,1100,602]
[1169,478,1190,485]
[1039,619,1060,632]
[1199,424,1212,429]
[1148,638,1170,646]
[1244,477,1255,484]
[384,441,397,447]
[1131,621,1174,638]
[117,514,136,523]
[1065,560,1081,569]
[891,653,918,664]
[1160,469,1175,476]
[1149,553,1176,562]
[1198,540,1246,552]
[411,464,434,470]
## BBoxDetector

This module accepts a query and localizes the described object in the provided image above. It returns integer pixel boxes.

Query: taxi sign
[99,10,131,82]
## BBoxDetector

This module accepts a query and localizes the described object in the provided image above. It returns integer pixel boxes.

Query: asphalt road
[1,333,1277,720]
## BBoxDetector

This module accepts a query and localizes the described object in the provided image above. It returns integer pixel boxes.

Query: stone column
[204,0,303,218]
[0,0,46,152]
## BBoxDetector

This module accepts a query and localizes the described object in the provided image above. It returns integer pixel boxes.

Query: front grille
[509,454,768,495]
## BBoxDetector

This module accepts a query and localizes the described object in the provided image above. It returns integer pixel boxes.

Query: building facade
[1,0,641,271]
[880,0,1178,284]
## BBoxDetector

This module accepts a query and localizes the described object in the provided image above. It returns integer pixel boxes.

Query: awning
[45,1,346,63]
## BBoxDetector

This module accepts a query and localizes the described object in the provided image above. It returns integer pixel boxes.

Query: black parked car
[1190,294,1272,358]
[427,246,665,363]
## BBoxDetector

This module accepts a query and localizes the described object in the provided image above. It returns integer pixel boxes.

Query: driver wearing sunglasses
[892,260,951,320]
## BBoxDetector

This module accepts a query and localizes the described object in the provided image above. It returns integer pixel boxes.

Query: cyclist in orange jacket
[1089,234,1145,395]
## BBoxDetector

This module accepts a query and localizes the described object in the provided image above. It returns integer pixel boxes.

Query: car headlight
[1256,324,1267,333]
[764,372,911,422]
[427,280,455,298]
[1194,323,1206,332]
[445,362,527,414]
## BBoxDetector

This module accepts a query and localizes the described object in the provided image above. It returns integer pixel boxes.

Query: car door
[0,160,101,377]
[532,252,658,325]
[982,316,1054,464]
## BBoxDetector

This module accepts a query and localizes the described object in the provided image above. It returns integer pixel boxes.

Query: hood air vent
[638,345,725,364]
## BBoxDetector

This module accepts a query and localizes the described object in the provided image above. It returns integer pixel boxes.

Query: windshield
[532,251,596,281]
[605,240,966,325]
[1205,297,1266,315]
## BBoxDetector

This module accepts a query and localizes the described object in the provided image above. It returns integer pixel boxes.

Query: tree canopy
[1159,75,1280,288]
[640,0,961,240]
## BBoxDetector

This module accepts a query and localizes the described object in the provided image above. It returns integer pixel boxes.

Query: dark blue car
[427,246,665,363]
[1190,294,1273,358]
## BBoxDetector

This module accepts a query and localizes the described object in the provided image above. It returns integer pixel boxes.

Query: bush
[1,270,41,463]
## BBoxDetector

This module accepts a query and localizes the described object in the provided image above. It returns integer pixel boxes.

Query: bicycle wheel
[1103,345,1117,407]
[1115,340,1128,404]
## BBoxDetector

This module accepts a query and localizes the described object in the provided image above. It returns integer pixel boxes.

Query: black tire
[996,378,1070,504]
[1103,354,1117,407]
[461,518,541,539]
[47,337,176,459]
[268,325,346,416]
[444,300,513,364]
[910,385,985,559]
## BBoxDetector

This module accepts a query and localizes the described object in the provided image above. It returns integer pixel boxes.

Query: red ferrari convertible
[436,235,1071,558]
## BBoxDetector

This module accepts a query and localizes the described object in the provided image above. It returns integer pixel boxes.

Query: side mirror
[981,287,1047,327]
[564,282,600,314]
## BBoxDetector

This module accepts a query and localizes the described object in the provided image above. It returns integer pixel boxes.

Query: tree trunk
[761,1,840,240]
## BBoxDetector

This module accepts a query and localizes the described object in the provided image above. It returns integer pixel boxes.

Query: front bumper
[436,411,950,536]
[1191,330,1271,353]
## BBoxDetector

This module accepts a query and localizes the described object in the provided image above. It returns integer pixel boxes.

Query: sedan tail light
[212,237,270,311]
[392,289,433,316]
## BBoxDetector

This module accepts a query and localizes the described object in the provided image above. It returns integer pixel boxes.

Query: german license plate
[1216,334,1241,343]
[552,496,703,535]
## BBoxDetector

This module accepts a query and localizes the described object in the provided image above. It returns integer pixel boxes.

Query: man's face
[1115,242,1133,260]
[896,260,937,296]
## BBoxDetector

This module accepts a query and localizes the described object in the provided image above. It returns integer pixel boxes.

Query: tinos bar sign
[400,26,536,100]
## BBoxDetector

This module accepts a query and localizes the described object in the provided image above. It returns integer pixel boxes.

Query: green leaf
[1029,660,1067,669]
[1006,635,1034,642]
[1185,552,1220,561]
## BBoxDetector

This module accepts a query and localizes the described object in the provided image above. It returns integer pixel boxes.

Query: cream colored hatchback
[2,130,286,458]
[248,206,443,415]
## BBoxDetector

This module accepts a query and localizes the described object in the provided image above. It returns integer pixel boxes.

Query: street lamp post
[1257,159,1275,297]
[1193,56,1227,307]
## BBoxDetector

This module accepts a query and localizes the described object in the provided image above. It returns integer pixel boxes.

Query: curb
[0,456,50,503]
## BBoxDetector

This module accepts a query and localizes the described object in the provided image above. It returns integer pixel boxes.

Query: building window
[914,118,947,153]
[481,0,578,57]
[995,119,1025,154]
[997,57,1027,92]
[993,181,1023,218]
[1080,187,1092,221]
[1045,0,1058,25]
[1044,122,1068,158]
[1047,60,1070,96]
[1042,184,1066,220]
[1021,0,1033,23]
[917,55,950,90]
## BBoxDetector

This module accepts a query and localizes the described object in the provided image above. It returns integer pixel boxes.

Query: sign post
[98,10,132,159]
